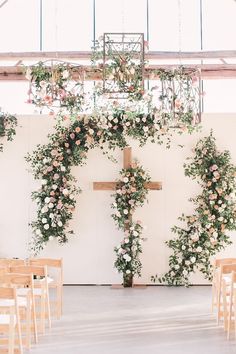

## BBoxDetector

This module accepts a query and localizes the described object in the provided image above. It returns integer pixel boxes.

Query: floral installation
[26,36,202,254]
[0,111,17,152]
[26,61,84,114]
[92,34,146,100]
[153,67,202,130]
[111,164,150,287]
[153,133,236,286]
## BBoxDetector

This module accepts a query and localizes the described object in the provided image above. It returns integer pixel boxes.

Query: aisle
[31,286,235,354]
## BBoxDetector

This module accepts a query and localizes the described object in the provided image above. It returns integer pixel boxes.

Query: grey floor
[31,286,235,354]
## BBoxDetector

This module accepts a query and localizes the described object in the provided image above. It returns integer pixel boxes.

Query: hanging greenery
[0,112,18,152]
[26,61,84,114]
[153,133,236,286]
[111,164,150,287]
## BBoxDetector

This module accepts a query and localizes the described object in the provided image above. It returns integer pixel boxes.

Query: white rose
[52,184,58,190]
[118,248,123,254]
[58,221,63,227]
[62,70,69,79]
[41,206,48,213]
[185,260,190,266]
[43,158,49,164]
[49,213,54,219]
[61,166,66,172]
[142,117,147,122]
[114,118,118,124]
[136,117,140,123]
[63,189,69,196]
[126,121,130,127]
[42,218,47,224]
[123,177,129,183]
[108,115,113,121]
[196,246,202,252]
[182,245,186,250]
[123,210,129,215]
[133,231,138,237]
[174,265,180,270]
[190,257,196,263]
[143,126,149,132]
[48,202,54,209]
[41,179,47,185]
[44,197,51,204]
[126,269,131,274]
[218,217,223,221]
[89,129,94,135]
[213,231,218,237]
[44,224,49,230]
[124,238,129,244]
[183,270,188,276]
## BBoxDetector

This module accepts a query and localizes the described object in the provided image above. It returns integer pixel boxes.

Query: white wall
[0,114,236,284]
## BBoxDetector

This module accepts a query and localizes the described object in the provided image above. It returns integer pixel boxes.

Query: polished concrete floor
[31,286,235,354]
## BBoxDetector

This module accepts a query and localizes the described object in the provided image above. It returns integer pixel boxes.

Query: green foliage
[155,133,236,286]
[111,165,150,279]
[0,112,17,152]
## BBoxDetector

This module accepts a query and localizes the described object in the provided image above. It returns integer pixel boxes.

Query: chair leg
[40,294,46,334]
[32,295,38,343]
[46,290,51,328]
[8,314,15,354]
[56,285,62,319]
[26,300,31,349]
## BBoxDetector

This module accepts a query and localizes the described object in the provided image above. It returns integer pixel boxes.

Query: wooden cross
[93,146,162,287]
[93,147,162,191]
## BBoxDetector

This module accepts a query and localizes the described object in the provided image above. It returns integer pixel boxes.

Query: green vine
[0,112,18,152]
[153,133,236,286]
[111,164,150,286]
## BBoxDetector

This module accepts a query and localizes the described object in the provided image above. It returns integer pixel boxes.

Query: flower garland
[0,112,17,152]
[111,164,150,287]
[155,133,236,286]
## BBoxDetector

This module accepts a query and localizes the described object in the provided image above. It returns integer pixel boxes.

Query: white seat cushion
[0,297,27,307]
[17,287,44,296]
[0,314,16,325]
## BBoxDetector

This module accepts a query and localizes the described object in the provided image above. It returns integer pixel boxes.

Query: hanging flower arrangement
[92,33,145,100]
[111,164,150,287]
[0,112,17,152]
[26,61,84,114]
[154,133,236,286]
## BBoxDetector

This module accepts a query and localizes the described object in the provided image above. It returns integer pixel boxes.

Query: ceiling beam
[1,64,236,81]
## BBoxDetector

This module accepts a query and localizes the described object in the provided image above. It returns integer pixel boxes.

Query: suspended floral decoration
[26,61,84,114]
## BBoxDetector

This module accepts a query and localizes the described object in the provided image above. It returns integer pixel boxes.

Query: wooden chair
[212,258,236,314]
[218,263,236,328]
[0,273,37,349]
[29,258,63,319]
[221,270,236,339]
[0,259,25,270]
[9,265,51,334]
[0,287,22,354]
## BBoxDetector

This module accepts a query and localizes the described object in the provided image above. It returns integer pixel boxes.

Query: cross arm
[93,181,162,191]
[145,182,162,190]
[93,182,118,191]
